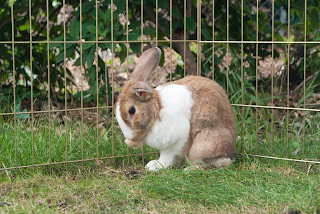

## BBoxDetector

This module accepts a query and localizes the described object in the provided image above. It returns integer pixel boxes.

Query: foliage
[0,0,319,109]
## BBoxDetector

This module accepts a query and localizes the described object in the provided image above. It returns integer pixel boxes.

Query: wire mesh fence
[0,0,319,173]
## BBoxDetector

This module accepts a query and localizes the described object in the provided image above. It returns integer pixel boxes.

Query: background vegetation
[0,0,319,109]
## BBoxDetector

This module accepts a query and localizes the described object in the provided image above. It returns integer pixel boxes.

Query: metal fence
[0,0,319,173]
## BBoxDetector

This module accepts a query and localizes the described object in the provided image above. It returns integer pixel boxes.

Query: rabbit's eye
[128,107,136,115]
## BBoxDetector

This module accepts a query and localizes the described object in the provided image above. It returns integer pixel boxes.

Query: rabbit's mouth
[125,139,144,149]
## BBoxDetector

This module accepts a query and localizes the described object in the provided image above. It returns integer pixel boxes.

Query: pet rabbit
[115,47,236,171]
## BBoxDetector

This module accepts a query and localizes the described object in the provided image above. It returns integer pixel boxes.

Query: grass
[0,108,320,212]
[0,158,319,213]
[0,113,158,169]
[1,107,319,169]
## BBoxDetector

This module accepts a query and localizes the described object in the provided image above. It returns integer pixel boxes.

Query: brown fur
[165,76,236,167]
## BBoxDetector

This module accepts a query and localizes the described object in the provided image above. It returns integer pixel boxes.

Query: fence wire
[0,0,319,173]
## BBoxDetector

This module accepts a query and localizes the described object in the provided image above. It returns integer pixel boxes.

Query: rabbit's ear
[130,47,161,82]
[132,81,154,102]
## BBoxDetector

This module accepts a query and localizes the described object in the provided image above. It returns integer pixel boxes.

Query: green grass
[0,109,320,212]
[1,107,319,170]
[235,106,320,161]
[0,114,158,169]
[0,158,319,213]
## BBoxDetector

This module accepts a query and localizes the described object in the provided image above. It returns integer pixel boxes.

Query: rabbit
[115,47,236,171]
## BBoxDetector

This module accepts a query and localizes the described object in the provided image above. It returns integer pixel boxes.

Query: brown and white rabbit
[115,47,236,171]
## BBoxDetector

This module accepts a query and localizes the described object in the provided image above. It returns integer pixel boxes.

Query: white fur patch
[116,101,134,140]
[144,84,194,170]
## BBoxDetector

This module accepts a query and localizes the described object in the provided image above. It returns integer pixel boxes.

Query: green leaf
[172,7,181,18]
[82,49,88,66]
[186,17,196,32]
[86,46,96,69]
[87,25,97,34]
[82,1,95,13]
[115,0,125,12]
[82,40,95,51]
[66,44,76,58]
[201,28,211,40]
[98,8,104,21]
[172,20,181,32]
[114,29,126,37]
[69,19,80,39]
[100,43,112,50]
[159,49,164,67]
[49,43,63,50]
[19,21,29,31]
[274,33,284,41]
[98,23,104,34]
[158,0,168,9]
[310,8,319,32]
[130,43,141,54]
[88,66,96,86]
[129,20,141,29]
[56,51,65,64]
[89,7,96,18]
[50,37,64,49]
[128,32,140,41]
[143,27,155,35]
[74,57,80,66]
[100,28,109,37]
[119,43,127,63]
[104,8,111,23]
[88,82,97,96]
[74,8,80,18]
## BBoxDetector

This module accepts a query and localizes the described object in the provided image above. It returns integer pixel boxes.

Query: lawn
[0,157,319,213]
[0,110,320,213]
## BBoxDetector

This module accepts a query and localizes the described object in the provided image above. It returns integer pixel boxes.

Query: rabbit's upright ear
[130,47,161,82]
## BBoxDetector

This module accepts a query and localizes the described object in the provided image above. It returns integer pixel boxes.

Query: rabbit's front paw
[145,160,165,171]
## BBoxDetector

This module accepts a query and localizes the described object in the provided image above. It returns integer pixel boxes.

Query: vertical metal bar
[226,0,229,96]
[286,0,290,157]
[95,0,100,161]
[183,0,186,77]
[80,0,84,166]
[169,0,172,81]
[141,0,145,166]
[255,0,259,154]
[63,0,68,168]
[155,0,159,158]
[11,0,17,174]
[156,0,158,83]
[29,0,35,168]
[197,0,201,76]
[111,0,115,163]
[212,0,215,80]
[141,0,144,50]
[46,0,52,173]
[303,0,307,159]
[126,0,130,163]
[271,0,274,155]
[240,0,244,153]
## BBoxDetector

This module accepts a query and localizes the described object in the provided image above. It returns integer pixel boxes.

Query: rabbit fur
[115,47,236,171]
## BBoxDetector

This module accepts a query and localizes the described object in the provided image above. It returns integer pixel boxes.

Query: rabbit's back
[170,76,237,161]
